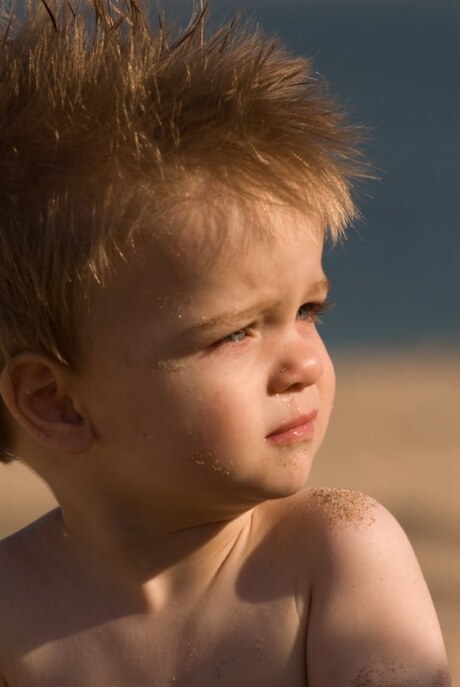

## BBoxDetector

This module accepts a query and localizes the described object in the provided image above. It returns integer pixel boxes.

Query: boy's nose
[268,336,323,395]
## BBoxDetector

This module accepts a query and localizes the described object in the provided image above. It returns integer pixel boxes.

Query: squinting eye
[297,299,333,324]
[296,304,312,321]
[220,329,247,344]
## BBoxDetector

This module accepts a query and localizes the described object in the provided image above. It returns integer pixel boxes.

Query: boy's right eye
[219,328,247,344]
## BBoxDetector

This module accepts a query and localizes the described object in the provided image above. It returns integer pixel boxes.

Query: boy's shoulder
[0,508,65,594]
[271,486,406,596]
[259,486,434,620]
[244,487,387,617]
[256,486,379,550]
[0,518,41,598]
[0,512,61,653]
[296,485,378,533]
[0,510,57,576]
[268,488,450,685]
[289,485,385,562]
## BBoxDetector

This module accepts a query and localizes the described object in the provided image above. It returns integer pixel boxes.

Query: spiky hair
[0,0,366,461]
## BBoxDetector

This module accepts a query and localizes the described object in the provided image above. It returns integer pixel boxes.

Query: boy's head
[0,0,364,464]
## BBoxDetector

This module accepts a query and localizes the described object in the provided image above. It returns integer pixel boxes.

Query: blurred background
[1,0,459,680]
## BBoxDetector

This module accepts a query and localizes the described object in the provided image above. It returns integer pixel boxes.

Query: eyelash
[297,298,334,324]
[218,299,334,345]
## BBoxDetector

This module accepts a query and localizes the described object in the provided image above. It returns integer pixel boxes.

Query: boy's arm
[306,497,451,686]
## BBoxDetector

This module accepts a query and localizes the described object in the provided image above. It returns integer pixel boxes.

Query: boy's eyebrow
[184,278,330,334]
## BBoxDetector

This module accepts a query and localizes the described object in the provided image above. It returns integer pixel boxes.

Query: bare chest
[8,596,307,687]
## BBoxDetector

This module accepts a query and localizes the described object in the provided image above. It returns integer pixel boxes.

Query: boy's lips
[266,410,318,445]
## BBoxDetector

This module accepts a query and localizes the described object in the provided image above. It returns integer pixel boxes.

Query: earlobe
[0,353,94,454]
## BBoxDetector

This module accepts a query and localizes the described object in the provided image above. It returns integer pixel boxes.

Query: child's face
[77,200,335,518]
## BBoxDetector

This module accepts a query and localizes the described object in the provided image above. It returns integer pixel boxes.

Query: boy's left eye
[296,300,332,323]
[214,300,332,347]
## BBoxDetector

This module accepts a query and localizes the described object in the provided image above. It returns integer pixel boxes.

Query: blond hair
[0,0,366,461]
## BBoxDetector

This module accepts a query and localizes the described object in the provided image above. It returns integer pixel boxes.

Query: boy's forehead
[90,197,322,309]
[148,194,324,270]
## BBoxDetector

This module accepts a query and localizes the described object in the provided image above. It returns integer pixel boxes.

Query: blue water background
[166,0,460,349]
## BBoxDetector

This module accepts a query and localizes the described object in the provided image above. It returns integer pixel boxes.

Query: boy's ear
[0,353,94,454]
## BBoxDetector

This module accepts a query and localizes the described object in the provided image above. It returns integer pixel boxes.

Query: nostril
[269,348,323,396]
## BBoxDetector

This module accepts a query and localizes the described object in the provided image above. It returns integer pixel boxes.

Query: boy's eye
[220,328,247,344]
[296,299,333,324]
[214,299,333,347]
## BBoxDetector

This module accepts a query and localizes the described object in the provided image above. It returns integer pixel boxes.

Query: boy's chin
[236,466,314,505]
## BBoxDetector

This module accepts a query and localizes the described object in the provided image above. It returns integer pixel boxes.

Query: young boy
[0,2,451,685]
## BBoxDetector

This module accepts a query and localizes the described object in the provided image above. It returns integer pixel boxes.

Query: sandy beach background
[0,350,458,682]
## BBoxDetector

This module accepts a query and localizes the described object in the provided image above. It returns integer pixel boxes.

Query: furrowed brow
[184,278,330,336]
[184,303,268,335]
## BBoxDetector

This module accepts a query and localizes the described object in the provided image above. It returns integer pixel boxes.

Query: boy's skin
[0,200,450,686]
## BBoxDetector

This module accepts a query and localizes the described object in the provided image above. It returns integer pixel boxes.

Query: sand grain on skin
[309,487,376,529]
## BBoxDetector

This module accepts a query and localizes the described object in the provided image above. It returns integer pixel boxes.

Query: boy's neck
[52,498,256,607]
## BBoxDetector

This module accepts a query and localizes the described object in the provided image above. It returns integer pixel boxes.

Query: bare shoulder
[0,524,35,611]
[287,488,452,686]
[0,511,56,580]
[0,509,63,599]
[0,518,44,618]
[255,487,378,552]
[303,486,378,531]
[0,526,34,683]
[0,513,59,669]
